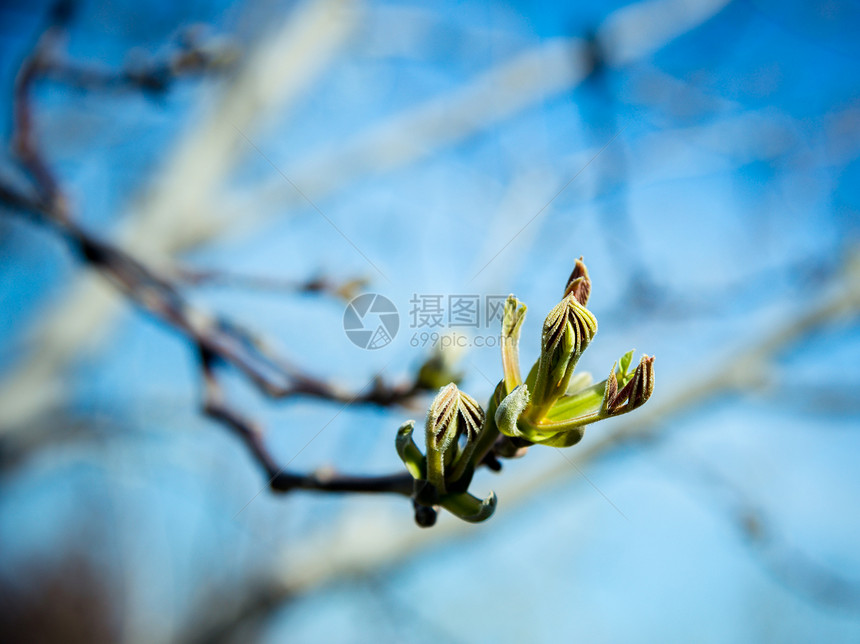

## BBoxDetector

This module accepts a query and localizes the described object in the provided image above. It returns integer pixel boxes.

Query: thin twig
[199,345,413,495]
[0,3,429,495]
[1,181,428,406]
[177,268,368,302]
[0,0,360,430]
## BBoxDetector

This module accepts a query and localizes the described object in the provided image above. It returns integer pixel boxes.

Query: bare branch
[0,181,426,408]
[199,346,413,496]
[177,268,368,302]
[0,4,429,499]
[0,0,361,429]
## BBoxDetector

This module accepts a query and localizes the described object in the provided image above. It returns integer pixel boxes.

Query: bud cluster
[395,257,654,526]
[396,384,496,525]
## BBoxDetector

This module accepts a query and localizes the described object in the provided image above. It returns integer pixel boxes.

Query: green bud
[495,384,531,439]
[529,293,597,420]
[425,383,485,493]
[395,420,425,480]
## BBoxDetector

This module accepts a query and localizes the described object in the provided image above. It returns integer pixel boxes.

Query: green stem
[470,384,503,469]
[522,410,605,436]
[544,380,607,422]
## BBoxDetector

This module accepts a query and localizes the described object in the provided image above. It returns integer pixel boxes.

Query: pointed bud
[602,367,618,413]
[425,384,485,493]
[563,256,591,305]
[543,296,597,379]
[530,294,597,418]
[603,355,655,416]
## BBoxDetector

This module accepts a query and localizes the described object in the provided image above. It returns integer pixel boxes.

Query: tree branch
[0,4,432,496]
[199,345,414,496]
[0,0,361,430]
